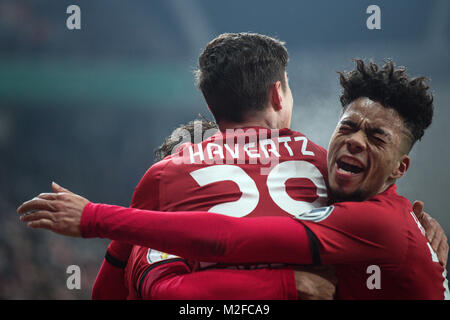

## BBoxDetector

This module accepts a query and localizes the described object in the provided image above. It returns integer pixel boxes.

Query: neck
[380,180,395,194]
[218,119,274,131]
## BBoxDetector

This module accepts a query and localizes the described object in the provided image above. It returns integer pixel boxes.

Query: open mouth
[336,157,365,175]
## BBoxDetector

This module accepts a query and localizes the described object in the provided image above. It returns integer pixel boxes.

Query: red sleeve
[91,259,127,300]
[91,240,132,299]
[90,160,300,299]
[145,267,298,300]
[80,203,314,265]
[91,163,165,300]
[298,198,407,265]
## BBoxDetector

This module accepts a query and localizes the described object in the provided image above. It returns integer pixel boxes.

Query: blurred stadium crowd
[0,0,448,299]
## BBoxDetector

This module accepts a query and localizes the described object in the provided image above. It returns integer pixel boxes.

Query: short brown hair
[195,33,289,123]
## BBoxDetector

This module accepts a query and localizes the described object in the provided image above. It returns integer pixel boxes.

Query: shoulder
[285,130,328,175]
[288,130,327,154]
[139,158,173,183]
[131,159,173,208]
[332,186,411,241]
[297,186,411,264]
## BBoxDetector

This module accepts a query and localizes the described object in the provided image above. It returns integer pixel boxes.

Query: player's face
[280,72,294,128]
[327,97,411,202]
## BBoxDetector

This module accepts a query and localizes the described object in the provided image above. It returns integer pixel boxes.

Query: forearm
[147,267,298,300]
[81,203,314,265]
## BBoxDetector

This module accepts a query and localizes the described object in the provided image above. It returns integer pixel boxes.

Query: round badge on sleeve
[294,206,334,222]
[147,249,179,264]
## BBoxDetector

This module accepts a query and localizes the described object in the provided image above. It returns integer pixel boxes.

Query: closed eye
[368,134,387,147]
[339,120,358,131]
[339,125,354,133]
[369,129,389,144]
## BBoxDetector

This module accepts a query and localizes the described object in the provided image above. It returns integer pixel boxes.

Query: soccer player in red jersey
[79,33,338,300]
[19,60,449,299]
[113,32,334,300]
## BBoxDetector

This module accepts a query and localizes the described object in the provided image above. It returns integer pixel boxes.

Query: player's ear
[269,81,283,111]
[390,154,410,179]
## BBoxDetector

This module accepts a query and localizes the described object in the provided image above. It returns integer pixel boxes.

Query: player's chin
[328,183,365,203]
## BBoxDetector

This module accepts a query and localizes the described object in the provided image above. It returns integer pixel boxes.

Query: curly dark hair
[339,59,434,150]
[195,33,289,123]
[154,117,219,161]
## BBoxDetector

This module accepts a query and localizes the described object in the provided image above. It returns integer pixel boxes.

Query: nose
[346,131,366,154]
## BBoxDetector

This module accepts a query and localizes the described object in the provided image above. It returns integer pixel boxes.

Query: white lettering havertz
[293,206,334,222]
[186,134,316,166]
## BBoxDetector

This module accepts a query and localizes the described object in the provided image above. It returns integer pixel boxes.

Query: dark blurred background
[0,0,448,299]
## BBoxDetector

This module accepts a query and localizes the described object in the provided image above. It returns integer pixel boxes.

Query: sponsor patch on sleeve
[147,249,179,264]
[294,205,334,222]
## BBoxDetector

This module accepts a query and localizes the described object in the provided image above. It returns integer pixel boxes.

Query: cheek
[327,139,342,161]
[326,149,335,169]
[327,133,339,151]
[366,157,392,185]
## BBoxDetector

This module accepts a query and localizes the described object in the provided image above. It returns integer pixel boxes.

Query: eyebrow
[340,119,358,128]
[340,119,391,138]
[369,127,389,136]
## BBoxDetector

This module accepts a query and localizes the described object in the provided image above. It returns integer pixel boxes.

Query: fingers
[18,206,82,237]
[36,193,59,200]
[20,210,55,223]
[421,213,435,242]
[20,211,58,233]
[52,182,72,194]
[412,200,424,220]
[430,226,442,252]
[412,201,436,243]
[17,198,58,214]
[412,209,448,267]
[17,190,71,214]
[17,181,72,213]
[27,219,55,231]
[422,214,448,267]
[434,231,449,267]
[437,241,449,268]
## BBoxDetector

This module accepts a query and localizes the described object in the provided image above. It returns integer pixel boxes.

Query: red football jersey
[125,127,328,298]
[82,185,449,300]
[298,185,450,299]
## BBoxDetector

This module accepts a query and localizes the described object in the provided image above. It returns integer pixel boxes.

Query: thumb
[412,200,425,220]
[52,181,73,194]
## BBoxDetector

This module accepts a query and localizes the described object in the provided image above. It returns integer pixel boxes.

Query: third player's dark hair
[195,32,289,123]
[154,118,219,161]
[339,59,434,150]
